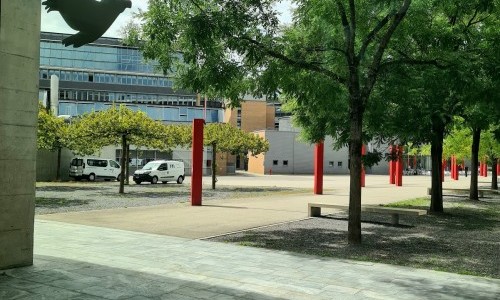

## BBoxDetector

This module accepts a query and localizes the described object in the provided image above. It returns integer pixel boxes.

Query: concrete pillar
[50,75,59,116]
[0,0,40,269]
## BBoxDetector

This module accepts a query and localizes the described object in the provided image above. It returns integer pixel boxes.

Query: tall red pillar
[484,161,488,177]
[389,146,396,184]
[395,146,403,187]
[361,145,366,187]
[313,142,324,195]
[451,156,456,180]
[497,159,499,176]
[191,119,204,206]
[455,157,459,180]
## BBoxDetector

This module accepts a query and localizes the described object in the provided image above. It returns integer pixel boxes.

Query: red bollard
[361,145,366,187]
[313,142,324,195]
[441,159,446,182]
[497,159,499,175]
[389,146,396,184]
[191,119,204,206]
[395,146,403,187]
[484,161,488,177]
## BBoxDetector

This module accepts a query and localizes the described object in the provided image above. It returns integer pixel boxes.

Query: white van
[69,157,121,181]
[133,160,185,184]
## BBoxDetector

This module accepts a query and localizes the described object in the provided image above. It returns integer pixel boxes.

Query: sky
[40,1,293,38]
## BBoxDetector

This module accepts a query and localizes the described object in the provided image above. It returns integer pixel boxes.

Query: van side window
[160,163,168,170]
[87,159,107,167]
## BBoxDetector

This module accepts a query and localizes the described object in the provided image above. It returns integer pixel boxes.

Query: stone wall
[0,0,40,269]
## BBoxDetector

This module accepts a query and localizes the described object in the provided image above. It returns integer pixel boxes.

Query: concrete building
[248,118,390,175]
[0,0,40,269]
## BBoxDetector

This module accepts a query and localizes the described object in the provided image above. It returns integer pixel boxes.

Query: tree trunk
[492,158,498,190]
[430,123,444,213]
[56,147,62,181]
[125,143,130,185]
[469,128,481,200]
[348,97,363,245]
[119,134,126,194]
[211,143,217,190]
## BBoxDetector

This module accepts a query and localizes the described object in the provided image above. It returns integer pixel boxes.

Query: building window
[338,161,343,168]
[237,108,242,118]
[329,161,334,167]
[283,160,288,166]
[88,73,94,82]
[236,119,241,128]
[273,160,278,166]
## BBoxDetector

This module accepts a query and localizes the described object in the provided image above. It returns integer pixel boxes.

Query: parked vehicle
[129,158,144,167]
[133,160,185,184]
[69,157,121,181]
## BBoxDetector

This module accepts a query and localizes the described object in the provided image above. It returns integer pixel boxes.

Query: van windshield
[142,162,161,170]
[71,159,83,166]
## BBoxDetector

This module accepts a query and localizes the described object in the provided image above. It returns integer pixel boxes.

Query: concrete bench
[427,188,484,198]
[308,203,427,225]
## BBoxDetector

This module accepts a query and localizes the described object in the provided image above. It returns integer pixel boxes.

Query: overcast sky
[41,1,293,38]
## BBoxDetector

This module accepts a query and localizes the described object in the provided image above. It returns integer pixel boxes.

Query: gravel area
[36,181,305,214]
[209,195,500,278]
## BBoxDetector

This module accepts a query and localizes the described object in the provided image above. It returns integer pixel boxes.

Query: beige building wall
[247,131,266,174]
[0,0,41,269]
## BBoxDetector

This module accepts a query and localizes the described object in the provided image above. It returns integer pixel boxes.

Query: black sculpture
[42,0,132,48]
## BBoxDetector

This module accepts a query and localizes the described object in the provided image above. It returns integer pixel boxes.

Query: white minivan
[69,157,121,181]
[133,160,185,184]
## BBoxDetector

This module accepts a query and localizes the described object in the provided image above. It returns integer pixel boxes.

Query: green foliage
[37,103,69,151]
[67,105,173,155]
[204,123,269,156]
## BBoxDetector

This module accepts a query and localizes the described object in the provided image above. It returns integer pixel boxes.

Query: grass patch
[385,197,430,209]
[36,197,90,208]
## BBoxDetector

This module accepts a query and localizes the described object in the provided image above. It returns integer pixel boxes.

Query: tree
[136,0,413,244]
[205,123,269,189]
[479,128,500,190]
[69,105,172,193]
[369,0,499,211]
[37,103,69,181]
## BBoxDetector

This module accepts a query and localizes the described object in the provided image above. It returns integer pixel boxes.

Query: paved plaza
[1,174,499,299]
[1,220,499,300]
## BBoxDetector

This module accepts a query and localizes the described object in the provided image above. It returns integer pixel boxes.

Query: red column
[497,159,499,175]
[389,146,396,184]
[191,119,204,206]
[361,145,366,187]
[395,146,403,186]
[479,162,483,176]
[313,142,324,195]
[455,157,459,180]
[451,156,456,180]
[484,161,488,177]
[441,159,446,182]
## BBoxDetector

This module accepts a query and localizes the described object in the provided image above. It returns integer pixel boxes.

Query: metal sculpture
[42,0,132,47]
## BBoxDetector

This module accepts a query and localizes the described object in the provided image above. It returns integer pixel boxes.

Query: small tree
[69,105,169,193]
[37,103,69,181]
[205,123,269,189]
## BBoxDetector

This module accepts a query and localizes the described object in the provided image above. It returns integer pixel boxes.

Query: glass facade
[39,32,222,123]
[40,41,158,73]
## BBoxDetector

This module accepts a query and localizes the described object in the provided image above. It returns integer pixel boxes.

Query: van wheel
[134,180,141,185]
[88,173,96,182]
[151,176,158,184]
[177,176,184,184]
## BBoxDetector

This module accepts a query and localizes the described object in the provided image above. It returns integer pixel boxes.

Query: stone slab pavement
[38,175,485,239]
[1,220,499,300]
